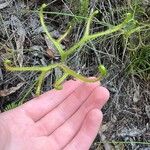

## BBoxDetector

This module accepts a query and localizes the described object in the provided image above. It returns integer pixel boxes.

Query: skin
[0,80,109,150]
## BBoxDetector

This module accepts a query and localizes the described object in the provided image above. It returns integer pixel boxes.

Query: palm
[0,80,109,150]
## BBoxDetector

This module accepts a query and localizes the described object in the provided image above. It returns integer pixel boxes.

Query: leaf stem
[54,73,69,90]
[36,71,47,95]
[40,4,65,58]
[64,13,133,58]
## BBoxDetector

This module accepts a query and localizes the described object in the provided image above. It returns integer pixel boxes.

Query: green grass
[128,45,150,80]
[125,0,150,80]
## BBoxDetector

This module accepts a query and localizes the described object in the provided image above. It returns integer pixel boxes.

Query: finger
[18,80,82,121]
[64,109,102,150]
[48,86,109,149]
[35,82,100,135]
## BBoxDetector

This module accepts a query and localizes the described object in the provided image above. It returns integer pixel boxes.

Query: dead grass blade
[0,82,25,97]
[0,1,10,10]
[46,48,55,58]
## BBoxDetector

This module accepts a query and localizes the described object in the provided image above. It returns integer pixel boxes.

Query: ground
[0,0,150,149]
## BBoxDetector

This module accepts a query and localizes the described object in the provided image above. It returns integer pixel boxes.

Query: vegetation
[2,4,131,95]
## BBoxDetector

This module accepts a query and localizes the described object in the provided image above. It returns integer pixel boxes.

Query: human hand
[0,80,109,150]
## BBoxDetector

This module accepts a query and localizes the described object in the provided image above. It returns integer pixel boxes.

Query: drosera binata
[4,4,137,96]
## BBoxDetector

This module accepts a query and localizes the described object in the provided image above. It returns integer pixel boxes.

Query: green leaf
[98,65,107,77]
